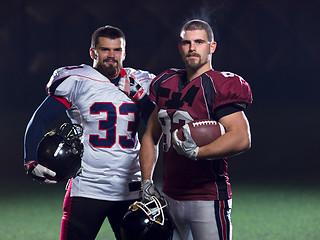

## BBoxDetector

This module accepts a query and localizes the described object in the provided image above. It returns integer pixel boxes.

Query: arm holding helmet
[24,95,68,183]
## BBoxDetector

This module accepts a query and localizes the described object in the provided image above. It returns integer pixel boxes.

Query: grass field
[1,179,319,240]
[231,182,320,240]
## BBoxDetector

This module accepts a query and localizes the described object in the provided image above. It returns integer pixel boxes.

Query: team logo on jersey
[159,85,199,109]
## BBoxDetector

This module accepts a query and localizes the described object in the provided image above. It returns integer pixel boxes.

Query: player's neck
[186,63,212,81]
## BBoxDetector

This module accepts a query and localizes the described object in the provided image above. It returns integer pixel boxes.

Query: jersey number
[89,102,138,149]
[158,109,193,152]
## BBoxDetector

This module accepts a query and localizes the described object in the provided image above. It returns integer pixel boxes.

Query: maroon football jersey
[149,68,252,201]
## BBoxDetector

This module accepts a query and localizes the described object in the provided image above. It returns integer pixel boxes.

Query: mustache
[187,53,200,58]
[104,58,118,63]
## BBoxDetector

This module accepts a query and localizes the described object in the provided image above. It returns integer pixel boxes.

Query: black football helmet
[37,123,84,181]
[120,197,174,240]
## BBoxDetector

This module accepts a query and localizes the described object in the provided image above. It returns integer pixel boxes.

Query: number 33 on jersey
[47,64,144,152]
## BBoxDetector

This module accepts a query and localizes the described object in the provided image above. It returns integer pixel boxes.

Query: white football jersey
[47,64,155,201]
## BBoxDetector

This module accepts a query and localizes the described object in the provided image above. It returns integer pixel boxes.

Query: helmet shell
[37,123,83,181]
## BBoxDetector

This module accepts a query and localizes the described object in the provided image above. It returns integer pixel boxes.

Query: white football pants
[164,194,232,240]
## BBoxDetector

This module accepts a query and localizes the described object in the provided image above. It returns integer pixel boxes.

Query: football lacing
[192,120,217,127]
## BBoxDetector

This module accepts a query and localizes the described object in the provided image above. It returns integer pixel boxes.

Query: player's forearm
[197,128,251,159]
[198,111,251,159]
[139,135,158,180]
[24,113,48,162]
[139,106,162,180]
[24,96,68,163]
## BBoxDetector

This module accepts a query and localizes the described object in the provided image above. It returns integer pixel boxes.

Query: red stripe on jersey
[50,94,71,108]
[120,68,127,77]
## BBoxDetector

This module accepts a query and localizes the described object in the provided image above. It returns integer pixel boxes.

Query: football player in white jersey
[24,25,155,240]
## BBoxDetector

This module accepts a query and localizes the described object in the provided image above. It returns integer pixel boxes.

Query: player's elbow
[240,132,251,152]
[229,136,250,158]
[243,137,251,151]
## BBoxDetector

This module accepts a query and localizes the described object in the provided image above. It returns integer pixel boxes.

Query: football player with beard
[139,19,253,240]
[24,25,155,240]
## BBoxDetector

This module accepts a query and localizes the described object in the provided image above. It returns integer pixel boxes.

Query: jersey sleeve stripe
[49,94,71,108]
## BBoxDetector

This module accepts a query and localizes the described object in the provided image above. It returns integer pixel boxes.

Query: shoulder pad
[50,64,92,82]
[47,64,109,94]
[211,71,253,108]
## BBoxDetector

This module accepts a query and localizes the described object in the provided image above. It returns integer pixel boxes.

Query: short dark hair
[91,25,126,49]
[180,19,214,42]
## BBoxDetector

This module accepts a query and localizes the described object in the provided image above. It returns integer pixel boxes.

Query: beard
[184,54,206,70]
[96,58,122,79]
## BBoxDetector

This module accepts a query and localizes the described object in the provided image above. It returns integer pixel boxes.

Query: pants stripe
[60,179,73,240]
[215,200,231,240]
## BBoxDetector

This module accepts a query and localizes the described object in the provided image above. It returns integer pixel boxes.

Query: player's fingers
[38,164,56,177]
[118,75,128,89]
[43,179,58,184]
[45,169,57,177]
[171,129,180,146]
[118,78,124,88]
[124,77,130,92]
[182,124,192,139]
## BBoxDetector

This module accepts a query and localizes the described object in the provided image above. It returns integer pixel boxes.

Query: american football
[177,119,225,147]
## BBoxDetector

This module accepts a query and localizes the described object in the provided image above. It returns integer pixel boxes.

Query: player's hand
[24,160,57,184]
[118,73,147,102]
[141,179,162,202]
[172,125,199,161]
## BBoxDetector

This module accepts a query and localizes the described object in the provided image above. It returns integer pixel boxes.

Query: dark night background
[1,0,319,193]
